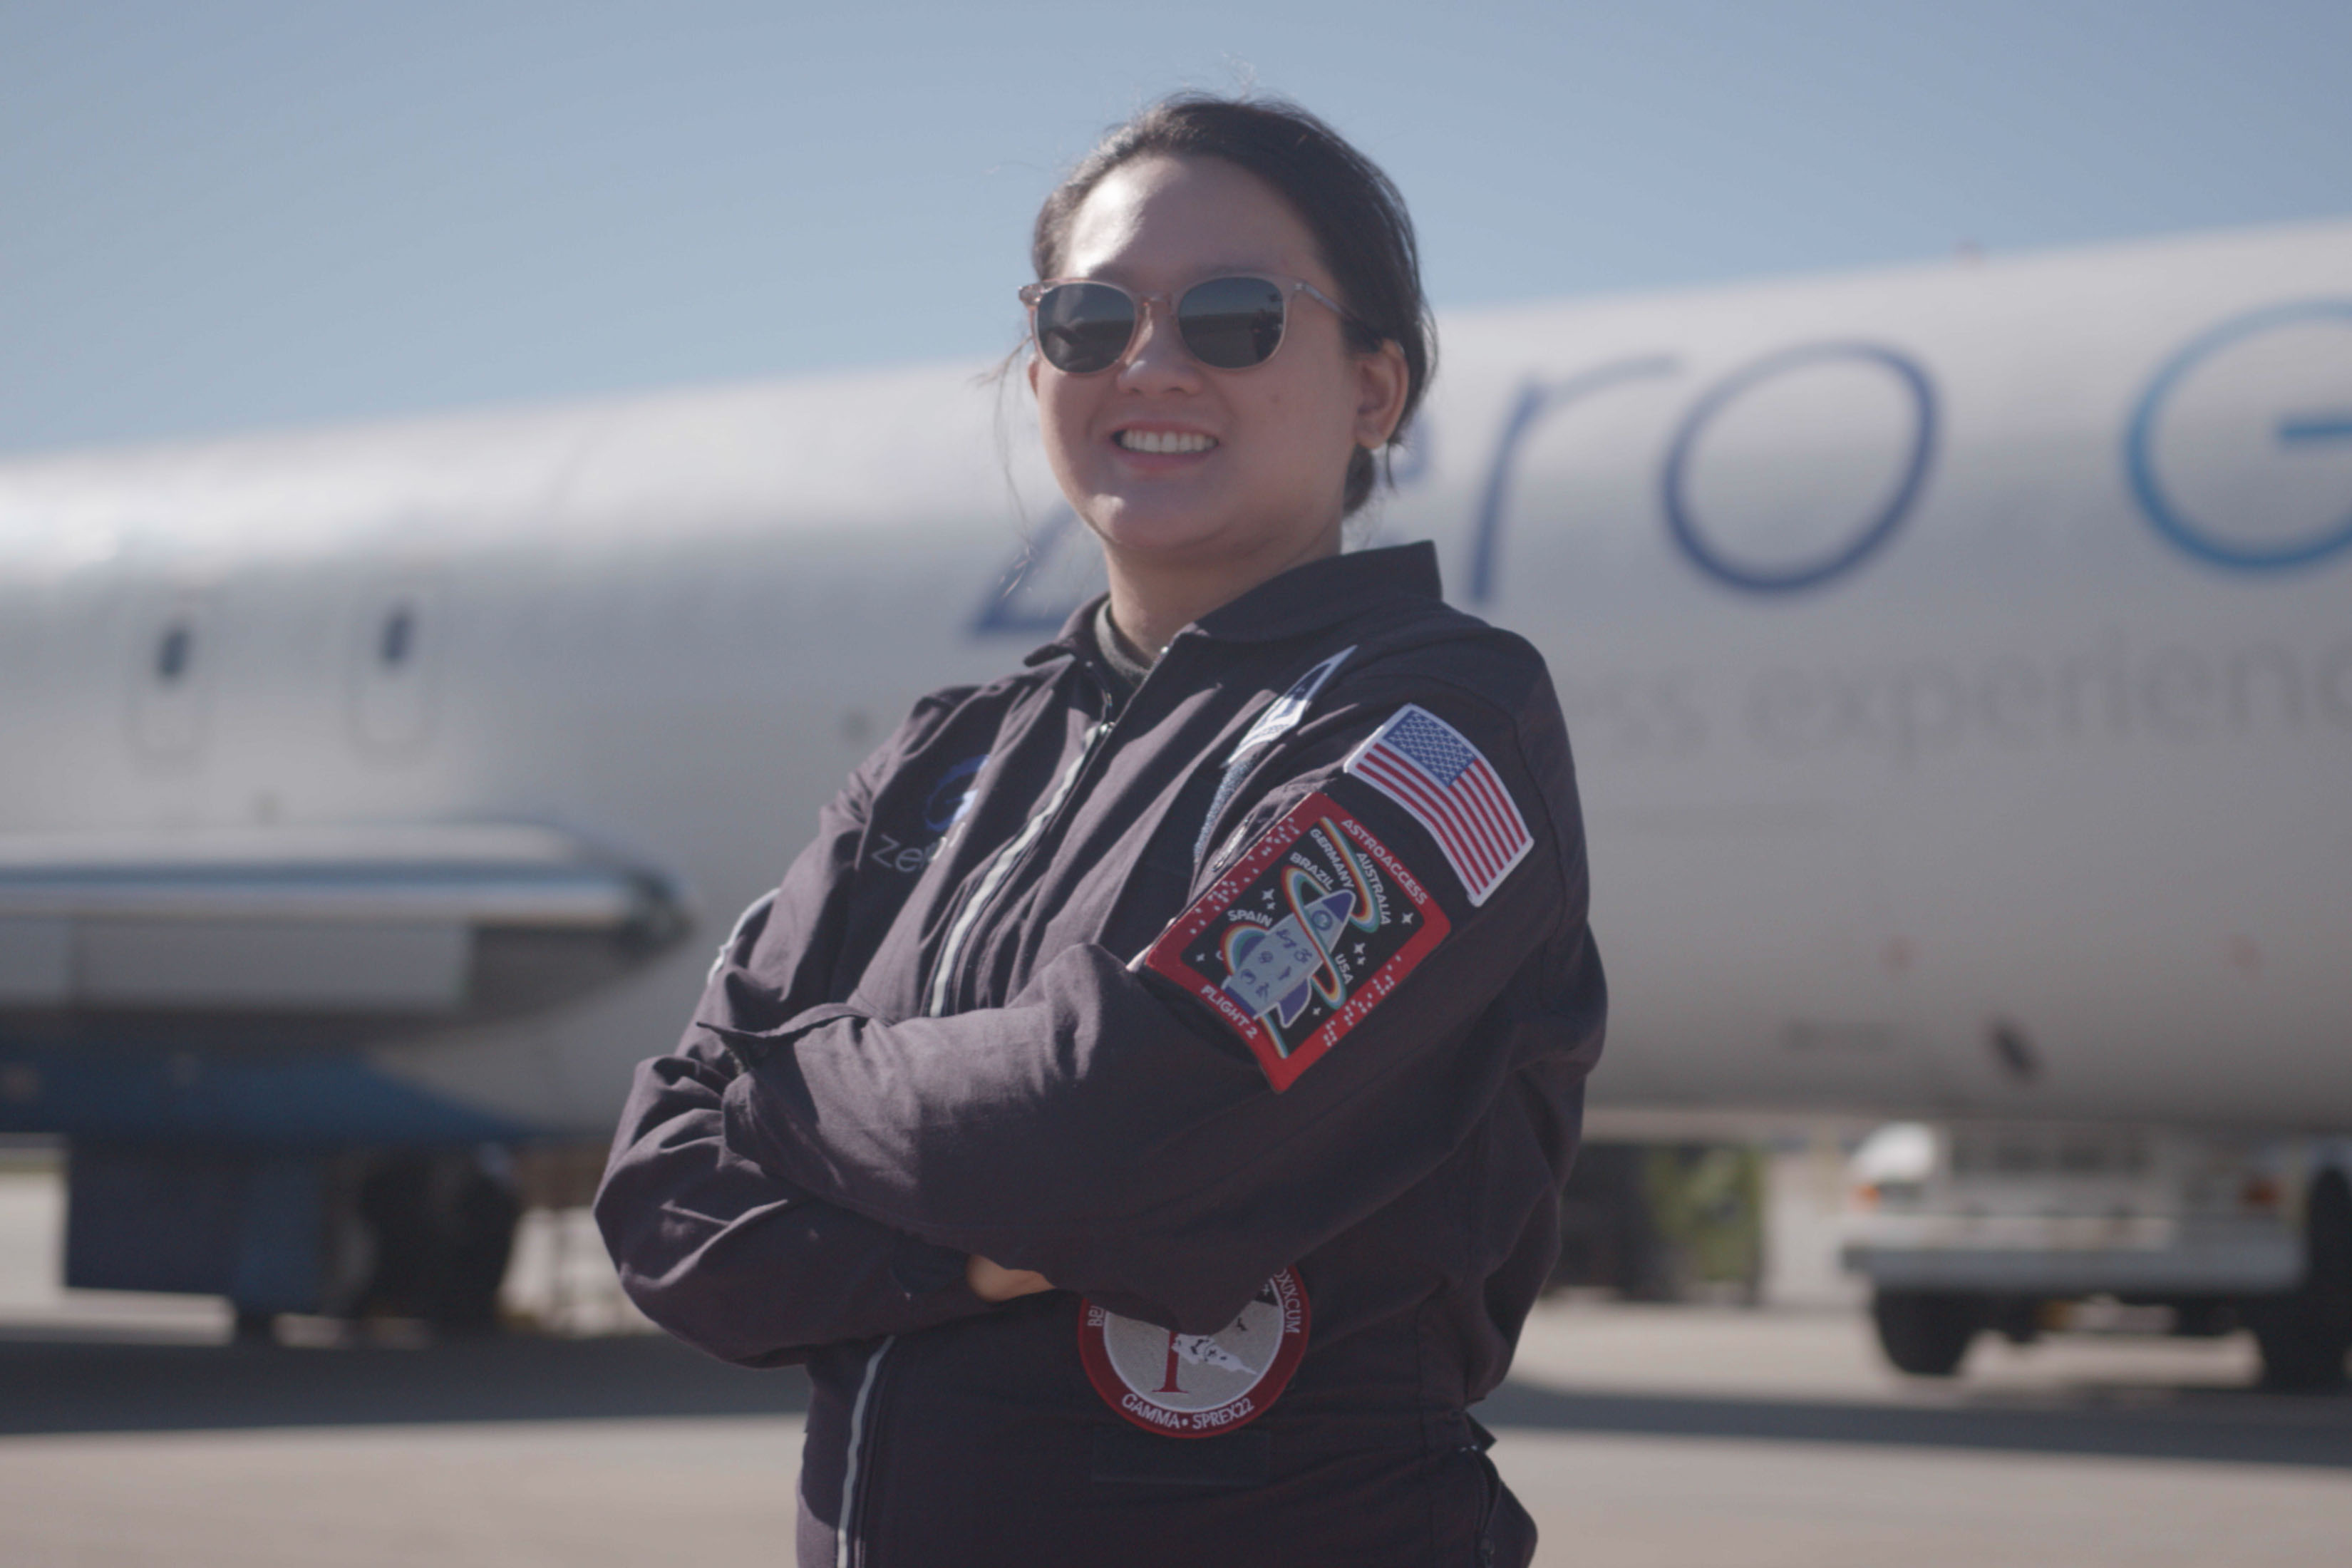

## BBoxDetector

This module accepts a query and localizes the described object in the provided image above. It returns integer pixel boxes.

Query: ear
[1026,351,1041,398]
[1351,339,1410,450]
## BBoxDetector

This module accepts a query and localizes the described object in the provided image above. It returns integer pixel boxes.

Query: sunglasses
[1018,274,1359,376]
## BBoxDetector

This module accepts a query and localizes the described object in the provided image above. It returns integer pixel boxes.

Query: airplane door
[348,570,448,758]
[128,584,217,765]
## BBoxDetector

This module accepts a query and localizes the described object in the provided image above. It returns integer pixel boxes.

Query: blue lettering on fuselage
[1466,356,1681,604]
[968,302,2347,636]
[972,504,1100,635]
[1662,342,1938,594]
[2125,299,2352,573]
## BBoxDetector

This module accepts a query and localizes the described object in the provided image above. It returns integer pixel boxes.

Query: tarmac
[4,1167,2350,1566]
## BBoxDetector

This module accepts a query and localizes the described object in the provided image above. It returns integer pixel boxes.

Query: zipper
[1465,1414,1502,1567]
[832,669,1126,1562]
[922,706,1115,1018]
[835,1336,894,1568]
[841,669,1127,1562]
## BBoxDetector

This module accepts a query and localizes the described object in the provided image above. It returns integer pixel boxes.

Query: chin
[1082,498,1241,562]
[1086,489,1334,567]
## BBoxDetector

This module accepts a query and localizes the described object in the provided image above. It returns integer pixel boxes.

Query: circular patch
[1078,1269,1310,1438]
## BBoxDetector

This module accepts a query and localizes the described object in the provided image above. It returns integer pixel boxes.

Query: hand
[966,1254,1055,1302]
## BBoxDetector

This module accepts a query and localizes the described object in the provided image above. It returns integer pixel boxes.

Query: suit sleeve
[713,677,1607,1334]
[594,731,994,1366]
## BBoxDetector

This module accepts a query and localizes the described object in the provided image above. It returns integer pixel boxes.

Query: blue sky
[4,0,2348,455]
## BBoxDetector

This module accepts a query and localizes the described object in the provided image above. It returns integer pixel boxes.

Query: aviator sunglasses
[1018,274,1361,376]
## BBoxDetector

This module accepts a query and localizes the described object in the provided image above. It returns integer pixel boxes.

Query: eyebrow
[1068,259,1290,284]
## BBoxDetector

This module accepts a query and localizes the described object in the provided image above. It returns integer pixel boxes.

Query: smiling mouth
[1115,430,1217,455]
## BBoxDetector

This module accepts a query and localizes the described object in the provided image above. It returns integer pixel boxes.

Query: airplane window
[380,606,414,668]
[155,623,192,683]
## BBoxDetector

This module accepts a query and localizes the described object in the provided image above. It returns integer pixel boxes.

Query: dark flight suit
[595,542,1606,1567]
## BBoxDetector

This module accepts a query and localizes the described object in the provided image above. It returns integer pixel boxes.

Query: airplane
[2,215,2348,1379]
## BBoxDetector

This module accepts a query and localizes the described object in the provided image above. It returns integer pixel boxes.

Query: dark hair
[1033,94,1436,517]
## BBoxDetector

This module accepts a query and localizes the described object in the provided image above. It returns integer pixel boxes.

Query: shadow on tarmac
[6,1329,2349,1471]
[1477,1378,2352,1471]
[0,1329,810,1437]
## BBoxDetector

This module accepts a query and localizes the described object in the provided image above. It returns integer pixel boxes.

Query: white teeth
[1117,429,1216,455]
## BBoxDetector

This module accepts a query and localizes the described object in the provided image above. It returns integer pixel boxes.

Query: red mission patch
[1141,792,1450,1092]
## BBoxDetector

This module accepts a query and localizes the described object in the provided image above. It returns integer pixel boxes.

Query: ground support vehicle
[1842,1123,2352,1389]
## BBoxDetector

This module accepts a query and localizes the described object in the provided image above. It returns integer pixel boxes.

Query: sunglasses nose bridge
[1114,289,1198,381]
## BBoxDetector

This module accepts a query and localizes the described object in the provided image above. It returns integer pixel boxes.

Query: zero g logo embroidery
[1142,793,1450,1091]
[922,753,990,832]
[1079,1269,1309,1438]
[872,753,991,876]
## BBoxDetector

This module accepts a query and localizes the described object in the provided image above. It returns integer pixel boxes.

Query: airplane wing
[0,822,688,1044]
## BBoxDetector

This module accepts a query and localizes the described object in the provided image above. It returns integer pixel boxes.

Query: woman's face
[1030,155,1407,586]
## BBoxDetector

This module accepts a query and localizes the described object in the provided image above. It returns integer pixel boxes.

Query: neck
[1100,525,1343,657]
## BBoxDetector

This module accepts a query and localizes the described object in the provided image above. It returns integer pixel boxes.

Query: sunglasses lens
[1033,282,1136,374]
[1179,276,1289,369]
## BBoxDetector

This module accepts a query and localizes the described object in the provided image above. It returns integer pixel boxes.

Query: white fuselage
[4,218,2348,1138]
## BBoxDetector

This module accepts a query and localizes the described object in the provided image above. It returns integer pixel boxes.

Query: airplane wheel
[1872,1288,1980,1377]
[2252,1171,2352,1392]
[350,1149,521,1334]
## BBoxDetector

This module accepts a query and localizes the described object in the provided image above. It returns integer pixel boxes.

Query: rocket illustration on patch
[1220,887,1355,1031]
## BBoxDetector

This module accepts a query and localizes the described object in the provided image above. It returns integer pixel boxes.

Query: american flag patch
[1343,706,1533,906]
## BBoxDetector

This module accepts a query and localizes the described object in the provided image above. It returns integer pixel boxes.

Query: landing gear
[2249,1171,2352,1392]
[341,1147,522,1334]
[1871,1289,1981,1376]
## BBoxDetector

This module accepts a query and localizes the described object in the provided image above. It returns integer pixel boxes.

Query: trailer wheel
[2252,1170,2352,1392]
[1871,1289,1980,1376]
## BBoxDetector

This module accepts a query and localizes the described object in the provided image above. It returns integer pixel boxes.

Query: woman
[597,95,1605,1568]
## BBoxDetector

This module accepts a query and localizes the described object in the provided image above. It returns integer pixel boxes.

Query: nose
[1114,294,1203,394]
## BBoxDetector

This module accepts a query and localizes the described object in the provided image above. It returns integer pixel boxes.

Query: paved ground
[1489,1305,2352,1565]
[4,1167,2350,1565]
